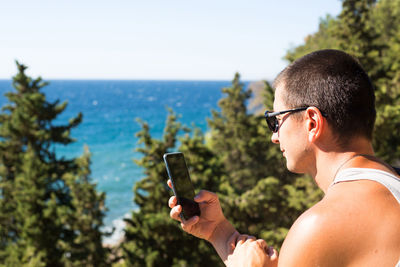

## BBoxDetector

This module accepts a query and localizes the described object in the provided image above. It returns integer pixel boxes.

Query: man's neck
[312,138,374,193]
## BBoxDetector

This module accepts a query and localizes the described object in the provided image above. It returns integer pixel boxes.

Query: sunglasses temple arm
[265,110,285,118]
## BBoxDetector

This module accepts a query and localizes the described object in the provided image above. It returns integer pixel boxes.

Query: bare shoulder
[278,180,400,267]
[278,198,348,267]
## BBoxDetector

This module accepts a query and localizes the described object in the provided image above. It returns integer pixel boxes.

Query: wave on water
[102,212,131,246]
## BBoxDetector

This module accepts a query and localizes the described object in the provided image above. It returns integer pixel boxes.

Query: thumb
[194,190,218,203]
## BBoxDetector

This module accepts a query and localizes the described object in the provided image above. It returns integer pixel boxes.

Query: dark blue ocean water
[0,79,246,243]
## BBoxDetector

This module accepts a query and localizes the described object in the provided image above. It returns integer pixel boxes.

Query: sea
[0,79,249,244]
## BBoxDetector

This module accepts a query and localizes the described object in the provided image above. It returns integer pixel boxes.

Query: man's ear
[305,107,325,143]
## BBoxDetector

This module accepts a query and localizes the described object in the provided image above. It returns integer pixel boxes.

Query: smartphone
[163,152,200,221]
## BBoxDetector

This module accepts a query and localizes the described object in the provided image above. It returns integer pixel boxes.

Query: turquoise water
[0,79,244,242]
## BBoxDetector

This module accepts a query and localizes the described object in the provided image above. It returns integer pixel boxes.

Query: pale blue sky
[0,1,342,81]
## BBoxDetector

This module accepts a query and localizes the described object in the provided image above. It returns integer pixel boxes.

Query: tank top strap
[332,168,400,204]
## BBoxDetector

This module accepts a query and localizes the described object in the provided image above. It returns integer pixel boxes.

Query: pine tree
[369,0,400,161]
[334,0,382,81]
[59,146,109,266]
[0,62,109,266]
[207,73,272,193]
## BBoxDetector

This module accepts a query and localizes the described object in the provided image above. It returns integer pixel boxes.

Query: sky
[0,0,342,81]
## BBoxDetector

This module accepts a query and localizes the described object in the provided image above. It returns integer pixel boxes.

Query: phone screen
[164,152,200,220]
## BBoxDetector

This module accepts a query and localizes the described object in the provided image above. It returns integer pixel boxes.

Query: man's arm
[207,218,240,262]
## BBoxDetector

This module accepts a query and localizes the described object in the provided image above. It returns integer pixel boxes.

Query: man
[168,49,400,266]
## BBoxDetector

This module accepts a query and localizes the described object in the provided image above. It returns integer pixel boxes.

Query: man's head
[273,49,376,145]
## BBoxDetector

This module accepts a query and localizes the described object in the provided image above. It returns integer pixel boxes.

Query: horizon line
[0,78,268,83]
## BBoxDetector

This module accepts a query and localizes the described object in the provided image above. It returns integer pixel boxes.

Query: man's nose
[271,131,279,144]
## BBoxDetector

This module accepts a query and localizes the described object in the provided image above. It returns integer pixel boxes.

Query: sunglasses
[264,107,308,133]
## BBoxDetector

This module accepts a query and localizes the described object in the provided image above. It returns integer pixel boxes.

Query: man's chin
[288,168,304,174]
[286,162,305,174]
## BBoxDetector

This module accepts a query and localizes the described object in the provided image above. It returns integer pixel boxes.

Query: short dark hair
[274,49,376,143]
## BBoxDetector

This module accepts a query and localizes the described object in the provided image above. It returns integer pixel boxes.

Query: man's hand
[226,235,278,267]
[168,180,241,262]
[168,179,227,241]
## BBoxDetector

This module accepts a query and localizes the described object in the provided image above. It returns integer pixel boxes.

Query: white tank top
[332,168,400,267]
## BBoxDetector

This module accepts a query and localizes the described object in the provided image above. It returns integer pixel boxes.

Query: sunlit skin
[168,83,400,266]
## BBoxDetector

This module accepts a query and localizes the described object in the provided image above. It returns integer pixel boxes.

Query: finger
[181,215,199,231]
[169,205,182,222]
[246,235,256,241]
[268,246,278,260]
[228,232,240,252]
[256,239,268,251]
[194,190,218,203]
[236,234,248,245]
[167,179,173,189]
[168,196,177,208]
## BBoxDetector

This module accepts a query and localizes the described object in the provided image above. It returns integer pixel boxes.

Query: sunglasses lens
[265,116,278,133]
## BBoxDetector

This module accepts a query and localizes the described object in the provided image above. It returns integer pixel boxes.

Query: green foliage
[207,73,271,193]
[59,147,109,267]
[0,62,109,266]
